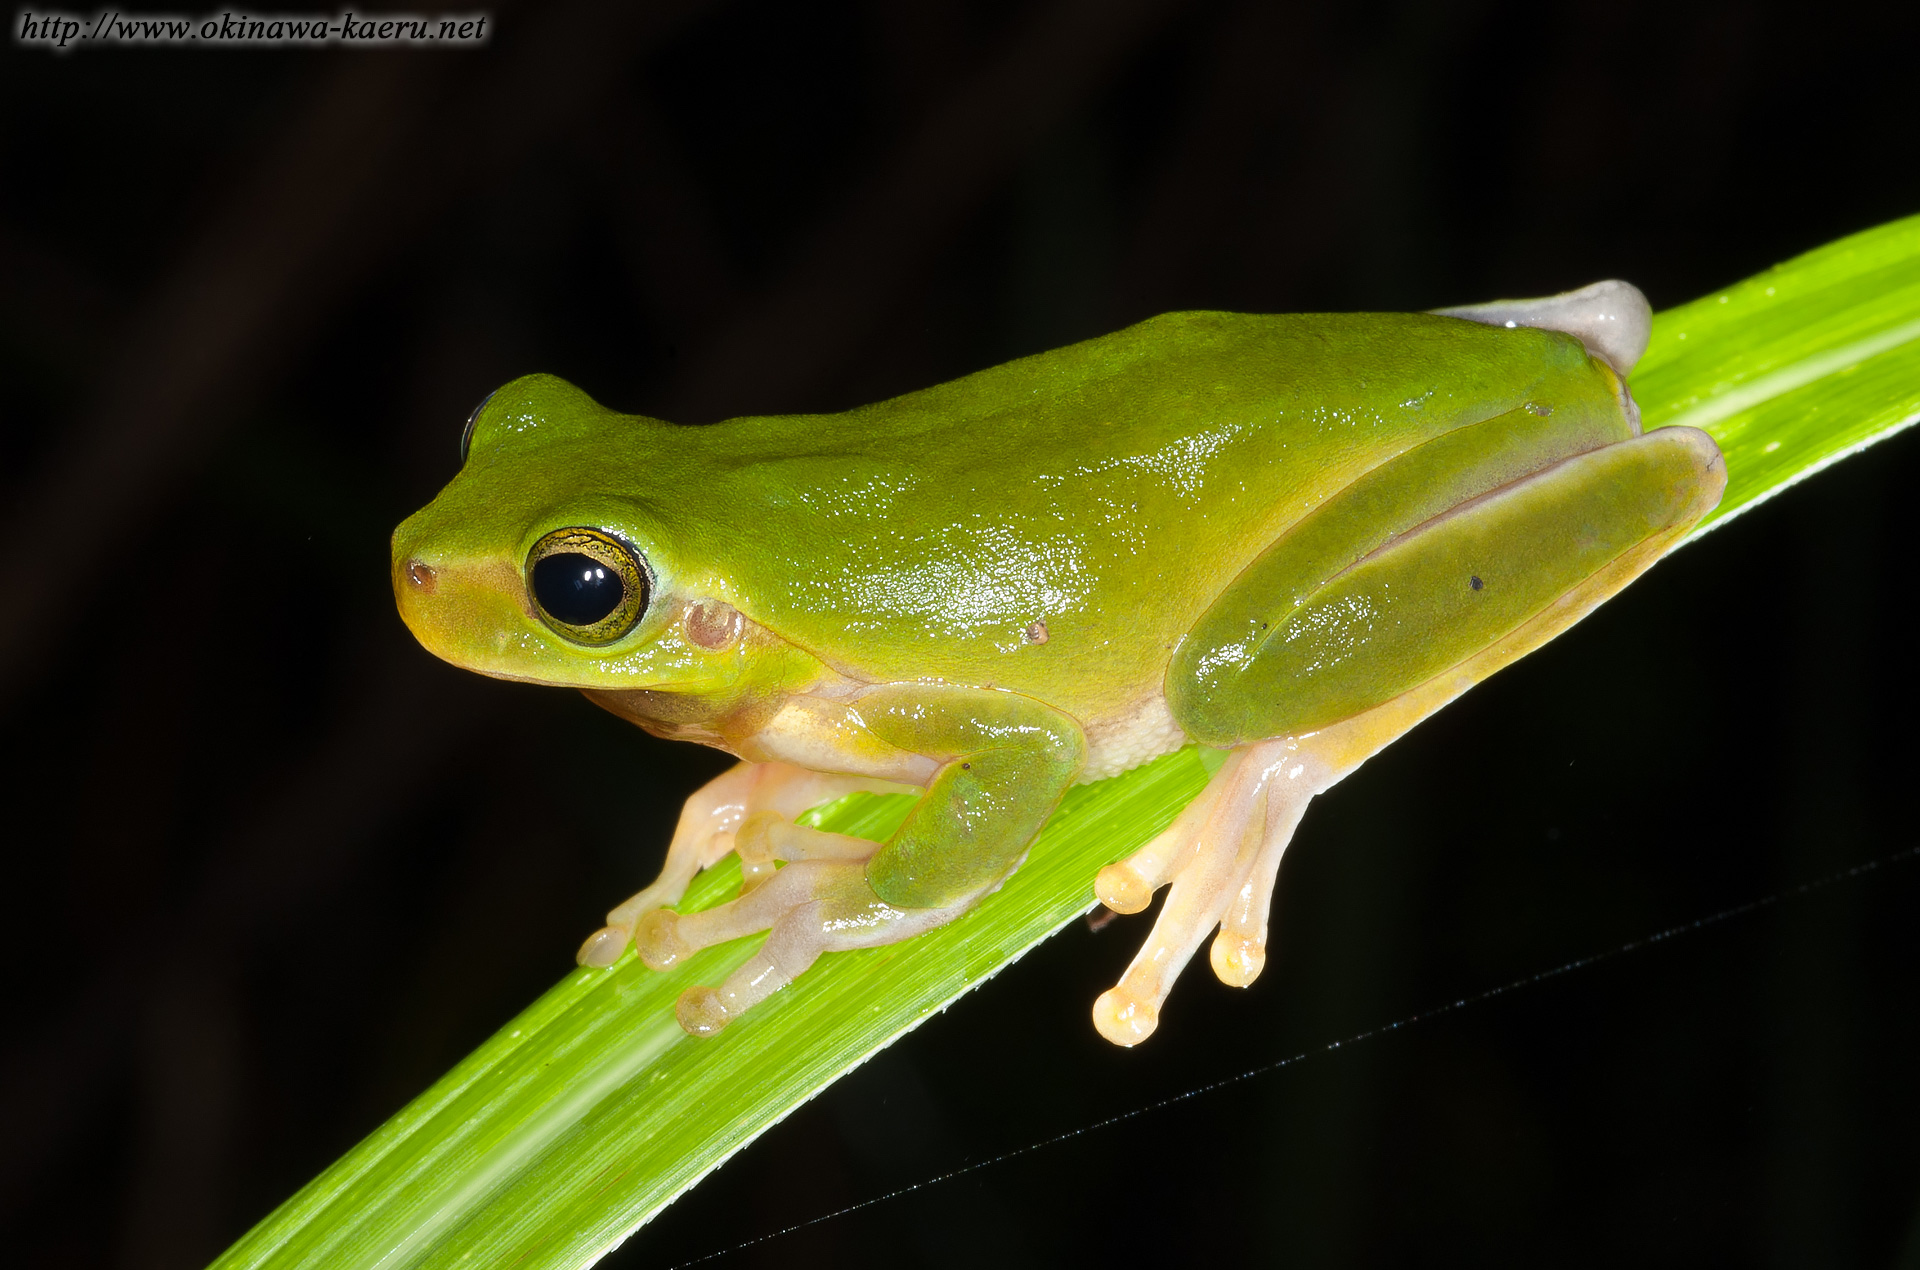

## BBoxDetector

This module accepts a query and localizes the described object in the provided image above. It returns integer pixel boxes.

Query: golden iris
[526,528,649,645]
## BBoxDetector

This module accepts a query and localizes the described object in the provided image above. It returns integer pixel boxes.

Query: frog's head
[391,374,808,707]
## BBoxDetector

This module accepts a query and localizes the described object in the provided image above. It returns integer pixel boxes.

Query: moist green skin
[393,306,1654,919]
[398,311,1621,727]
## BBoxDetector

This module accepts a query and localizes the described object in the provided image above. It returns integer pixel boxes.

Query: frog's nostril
[406,560,438,593]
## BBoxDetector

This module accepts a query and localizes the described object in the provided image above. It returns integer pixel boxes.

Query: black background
[4,2,1919,1267]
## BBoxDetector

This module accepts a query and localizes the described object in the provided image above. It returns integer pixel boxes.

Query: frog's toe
[1092,861,1155,914]
[675,985,731,1037]
[576,924,632,968]
[1092,983,1160,1044]
[1093,739,1325,1046]
[734,810,879,891]
[636,909,695,970]
[1207,789,1302,988]
[669,897,832,1036]
[1209,928,1266,988]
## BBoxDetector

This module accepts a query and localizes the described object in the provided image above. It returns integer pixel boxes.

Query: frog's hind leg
[1092,738,1354,1046]
[1434,279,1653,390]
[575,761,912,967]
[1101,427,1726,1045]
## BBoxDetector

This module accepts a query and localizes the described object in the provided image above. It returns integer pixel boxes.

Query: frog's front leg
[1100,424,1726,1045]
[575,760,915,967]
[637,683,1086,1036]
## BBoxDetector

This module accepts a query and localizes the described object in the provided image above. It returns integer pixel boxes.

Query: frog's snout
[388,533,544,675]
[388,517,452,649]
[391,549,439,646]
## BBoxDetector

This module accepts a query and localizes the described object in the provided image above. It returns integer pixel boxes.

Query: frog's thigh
[1171,426,1726,749]
[1096,428,1726,1046]
[576,761,913,967]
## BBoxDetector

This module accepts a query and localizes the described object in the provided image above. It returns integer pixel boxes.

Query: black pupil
[531,552,625,625]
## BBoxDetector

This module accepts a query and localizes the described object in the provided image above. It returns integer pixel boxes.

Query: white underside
[1077,690,1191,783]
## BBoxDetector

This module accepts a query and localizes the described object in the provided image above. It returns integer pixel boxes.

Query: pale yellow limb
[1093,752,1240,915]
[576,761,911,967]
[734,809,879,890]
[1093,739,1349,1045]
[638,857,964,1037]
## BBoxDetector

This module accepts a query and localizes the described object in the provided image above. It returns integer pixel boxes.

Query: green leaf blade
[1636,212,1920,534]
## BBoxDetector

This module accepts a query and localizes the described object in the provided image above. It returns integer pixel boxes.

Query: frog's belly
[1078,691,1191,783]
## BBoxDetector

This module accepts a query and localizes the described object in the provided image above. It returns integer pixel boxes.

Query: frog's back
[676,310,1620,727]
[847,309,1599,456]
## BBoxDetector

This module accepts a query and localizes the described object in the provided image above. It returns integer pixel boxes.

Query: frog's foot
[1091,738,1353,1046]
[576,762,912,967]
[1434,279,1653,381]
[636,842,965,1037]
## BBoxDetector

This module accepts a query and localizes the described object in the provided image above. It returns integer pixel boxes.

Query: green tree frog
[391,282,1723,1046]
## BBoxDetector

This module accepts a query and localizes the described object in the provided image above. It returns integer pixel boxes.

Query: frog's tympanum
[392,283,1723,1045]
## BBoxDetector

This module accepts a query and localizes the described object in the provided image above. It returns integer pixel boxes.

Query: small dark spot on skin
[1470,576,1483,590]
[1024,619,1049,645]
[406,560,437,593]
[962,762,971,770]
[1526,402,1553,417]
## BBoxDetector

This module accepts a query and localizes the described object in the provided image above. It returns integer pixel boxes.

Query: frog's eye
[458,390,496,465]
[525,527,650,645]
